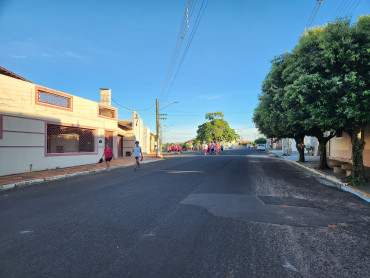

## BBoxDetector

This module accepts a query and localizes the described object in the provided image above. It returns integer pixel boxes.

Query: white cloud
[197,94,222,100]
[12,55,27,59]
[60,51,83,58]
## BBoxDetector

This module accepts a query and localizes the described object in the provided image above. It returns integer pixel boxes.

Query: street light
[159,101,180,111]
[156,99,180,157]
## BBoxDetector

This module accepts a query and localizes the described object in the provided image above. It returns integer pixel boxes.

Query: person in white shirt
[203,143,208,155]
[131,141,143,170]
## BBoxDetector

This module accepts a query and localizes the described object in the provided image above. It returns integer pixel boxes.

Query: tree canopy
[253,16,370,177]
[196,112,239,143]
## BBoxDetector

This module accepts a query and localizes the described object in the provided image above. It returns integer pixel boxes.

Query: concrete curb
[0,159,163,191]
[273,153,370,203]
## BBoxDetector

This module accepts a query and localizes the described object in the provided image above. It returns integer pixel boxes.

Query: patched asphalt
[0,149,369,278]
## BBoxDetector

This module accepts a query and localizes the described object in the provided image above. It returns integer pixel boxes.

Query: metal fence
[38,90,71,109]
[47,124,95,153]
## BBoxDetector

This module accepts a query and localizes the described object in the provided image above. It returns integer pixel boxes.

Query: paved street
[1,149,369,278]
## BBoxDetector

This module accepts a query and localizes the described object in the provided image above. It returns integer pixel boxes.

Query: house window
[36,87,72,110]
[336,130,343,138]
[47,124,95,153]
[98,105,116,119]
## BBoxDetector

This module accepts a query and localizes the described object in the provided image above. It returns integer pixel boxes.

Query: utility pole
[160,123,163,152]
[156,99,160,157]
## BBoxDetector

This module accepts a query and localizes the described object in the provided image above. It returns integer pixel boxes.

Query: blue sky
[1,0,369,142]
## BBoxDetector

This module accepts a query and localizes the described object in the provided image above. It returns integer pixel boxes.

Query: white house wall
[132,110,151,154]
[0,74,119,176]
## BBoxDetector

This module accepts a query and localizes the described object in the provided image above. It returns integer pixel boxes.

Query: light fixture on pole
[156,100,180,157]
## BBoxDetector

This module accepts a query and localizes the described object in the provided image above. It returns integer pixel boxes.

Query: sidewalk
[0,154,163,191]
[268,150,370,202]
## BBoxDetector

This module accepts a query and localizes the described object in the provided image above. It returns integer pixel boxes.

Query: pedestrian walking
[203,143,208,155]
[101,143,114,171]
[171,144,175,154]
[221,145,224,154]
[131,141,143,171]
[211,143,215,155]
[215,143,220,155]
[178,145,182,154]
[207,143,211,154]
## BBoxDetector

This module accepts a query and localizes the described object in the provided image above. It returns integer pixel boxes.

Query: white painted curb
[271,153,370,203]
[0,159,163,191]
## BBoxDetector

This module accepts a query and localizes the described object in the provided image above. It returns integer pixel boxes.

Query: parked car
[257,144,266,151]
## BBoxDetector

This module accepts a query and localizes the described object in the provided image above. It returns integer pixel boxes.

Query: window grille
[336,130,343,138]
[37,90,72,109]
[99,105,116,119]
[47,124,95,153]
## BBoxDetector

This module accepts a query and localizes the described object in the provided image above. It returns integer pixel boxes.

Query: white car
[257,144,266,151]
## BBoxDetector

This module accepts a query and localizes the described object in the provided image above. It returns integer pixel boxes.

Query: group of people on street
[166,144,183,155]
[100,140,224,173]
[202,143,223,155]
[101,141,143,172]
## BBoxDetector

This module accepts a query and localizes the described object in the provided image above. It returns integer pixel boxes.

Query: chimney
[100,88,111,106]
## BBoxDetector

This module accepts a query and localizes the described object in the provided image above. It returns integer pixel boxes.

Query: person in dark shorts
[131,141,143,170]
[101,143,114,171]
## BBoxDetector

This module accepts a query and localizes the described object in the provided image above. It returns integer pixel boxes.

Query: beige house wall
[329,124,370,167]
[0,74,119,176]
[150,134,155,153]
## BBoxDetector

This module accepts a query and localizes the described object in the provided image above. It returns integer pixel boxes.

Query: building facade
[0,67,121,176]
[329,124,370,167]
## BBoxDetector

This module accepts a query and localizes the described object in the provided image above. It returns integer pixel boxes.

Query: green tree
[196,112,239,143]
[255,17,369,174]
[285,17,370,174]
[254,137,267,144]
[253,53,308,162]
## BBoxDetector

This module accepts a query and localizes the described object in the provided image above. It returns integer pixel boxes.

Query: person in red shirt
[178,145,182,154]
[101,143,114,171]
[171,144,175,154]
[215,143,220,155]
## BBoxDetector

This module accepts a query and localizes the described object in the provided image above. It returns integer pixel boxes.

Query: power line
[306,0,324,30]
[166,0,210,99]
[160,0,210,102]
[306,0,320,29]
[338,0,356,17]
[346,0,362,16]
[160,0,198,102]
[333,0,347,19]
[111,98,155,111]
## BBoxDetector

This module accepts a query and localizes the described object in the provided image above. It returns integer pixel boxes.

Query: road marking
[20,230,33,234]
[156,170,206,174]
[142,232,156,237]
[283,262,297,271]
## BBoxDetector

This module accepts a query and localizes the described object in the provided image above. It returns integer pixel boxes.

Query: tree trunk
[349,130,366,180]
[317,138,330,169]
[294,135,305,162]
[313,130,336,170]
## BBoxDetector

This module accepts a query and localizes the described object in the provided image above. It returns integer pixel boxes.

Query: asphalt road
[1,149,369,278]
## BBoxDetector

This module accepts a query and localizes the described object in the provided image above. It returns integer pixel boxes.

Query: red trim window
[0,115,3,139]
[46,124,96,154]
[98,104,117,120]
[35,86,73,111]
